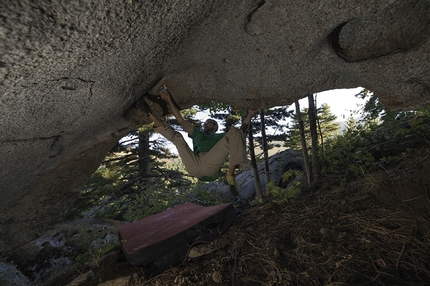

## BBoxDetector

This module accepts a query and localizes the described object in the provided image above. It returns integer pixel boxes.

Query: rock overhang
[0,0,429,255]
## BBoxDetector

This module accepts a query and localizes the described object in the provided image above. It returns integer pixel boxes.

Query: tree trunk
[295,100,312,185]
[260,109,271,192]
[308,94,320,181]
[138,132,150,183]
[315,94,325,169]
[248,124,263,200]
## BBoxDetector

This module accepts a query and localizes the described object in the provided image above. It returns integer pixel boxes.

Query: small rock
[212,271,223,284]
[375,258,388,269]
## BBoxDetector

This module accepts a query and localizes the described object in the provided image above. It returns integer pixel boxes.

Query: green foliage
[253,107,293,146]
[124,184,181,221]
[186,182,224,206]
[267,180,302,203]
[268,168,305,203]
[285,103,340,150]
[124,181,223,221]
[281,169,301,185]
[68,148,224,222]
[356,88,384,122]
[81,239,119,265]
[65,158,132,220]
[322,90,430,182]
[67,144,190,220]
[195,101,243,131]
[283,89,430,186]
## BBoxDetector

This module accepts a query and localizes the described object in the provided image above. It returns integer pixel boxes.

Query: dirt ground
[72,149,430,286]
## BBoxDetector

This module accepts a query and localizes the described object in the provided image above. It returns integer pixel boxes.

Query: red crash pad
[119,202,236,277]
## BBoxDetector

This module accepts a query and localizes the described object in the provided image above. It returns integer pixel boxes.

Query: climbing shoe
[136,97,151,114]
[225,175,240,197]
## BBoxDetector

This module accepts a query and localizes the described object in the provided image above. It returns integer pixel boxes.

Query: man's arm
[240,109,259,132]
[159,87,195,135]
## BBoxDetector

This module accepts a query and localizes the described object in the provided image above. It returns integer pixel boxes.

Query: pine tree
[345,116,357,132]
[308,94,320,181]
[67,107,201,220]
[251,107,293,150]
[285,103,340,150]
[322,88,430,183]
[295,100,312,185]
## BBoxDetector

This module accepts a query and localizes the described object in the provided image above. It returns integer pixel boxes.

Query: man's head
[203,119,218,134]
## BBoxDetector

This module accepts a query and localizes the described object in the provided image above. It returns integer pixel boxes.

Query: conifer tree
[285,103,340,150]
[260,109,270,191]
[295,100,312,185]
[308,94,320,181]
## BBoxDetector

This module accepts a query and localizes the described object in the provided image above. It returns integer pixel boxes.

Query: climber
[137,86,258,202]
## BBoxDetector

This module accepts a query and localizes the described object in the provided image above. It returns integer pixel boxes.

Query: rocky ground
[2,148,430,286]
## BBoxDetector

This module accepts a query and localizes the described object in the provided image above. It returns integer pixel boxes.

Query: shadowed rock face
[0,0,429,254]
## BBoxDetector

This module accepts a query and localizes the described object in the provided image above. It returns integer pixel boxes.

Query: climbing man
[137,86,258,203]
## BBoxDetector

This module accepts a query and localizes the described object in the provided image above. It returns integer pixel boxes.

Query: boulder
[205,149,304,200]
[3,219,126,285]
[0,262,32,286]
[1,0,429,254]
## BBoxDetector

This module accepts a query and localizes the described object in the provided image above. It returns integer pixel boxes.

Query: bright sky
[161,87,366,154]
[294,87,365,120]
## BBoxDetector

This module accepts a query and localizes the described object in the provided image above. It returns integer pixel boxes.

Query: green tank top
[191,128,225,155]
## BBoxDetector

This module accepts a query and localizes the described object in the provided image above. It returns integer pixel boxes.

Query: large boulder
[205,149,304,200]
[1,0,429,254]
[3,219,126,285]
[0,262,32,286]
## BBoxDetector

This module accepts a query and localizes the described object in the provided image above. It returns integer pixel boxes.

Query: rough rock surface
[4,219,126,285]
[1,1,429,254]
[0,262,32,286]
